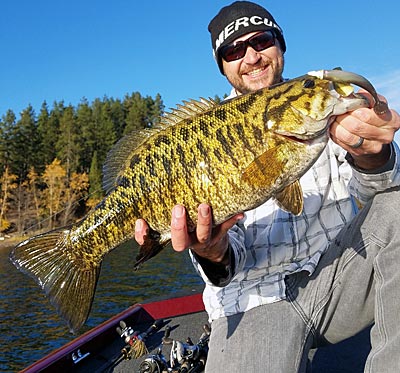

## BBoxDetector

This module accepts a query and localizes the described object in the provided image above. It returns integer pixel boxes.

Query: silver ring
[350,136,364,149]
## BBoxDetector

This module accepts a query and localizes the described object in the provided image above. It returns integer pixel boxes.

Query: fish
[10,69,384,332]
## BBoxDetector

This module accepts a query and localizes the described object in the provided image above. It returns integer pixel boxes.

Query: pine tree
[147,93,165,127]
[76,98,94,172]
[37,101,59,171]
[123,92,148,134]
[88,150,103,208]
[92,98,116,166]
[56,105,81,177]
[109,97,125,140]
[9,105,40,180]
[0,110,16,172]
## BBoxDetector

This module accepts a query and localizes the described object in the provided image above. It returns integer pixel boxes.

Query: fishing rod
[100,318,165,372]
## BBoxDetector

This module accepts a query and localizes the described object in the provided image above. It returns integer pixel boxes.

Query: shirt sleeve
[189,220,247,287]
[345,142,400,204]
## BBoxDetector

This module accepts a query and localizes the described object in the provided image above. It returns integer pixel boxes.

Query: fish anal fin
[275,180,304,215]
[134,228,169,269]
[242,147,287,188]
[9,228,100,333]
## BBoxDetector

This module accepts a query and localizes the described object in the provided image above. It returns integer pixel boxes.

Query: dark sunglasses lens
[220,43,246,62]
[250,32,275,51]
[219,31,275,62]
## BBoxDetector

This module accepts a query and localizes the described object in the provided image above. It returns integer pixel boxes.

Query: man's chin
[240,79,269,94]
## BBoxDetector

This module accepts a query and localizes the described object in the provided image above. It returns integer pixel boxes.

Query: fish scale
[10,70,376,332]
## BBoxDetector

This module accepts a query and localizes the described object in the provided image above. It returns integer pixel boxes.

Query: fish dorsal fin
[160,97,218,126]
[274,180,304,216]
[242,147,304,215]
[102,97,218,193]
[102,128,160,193]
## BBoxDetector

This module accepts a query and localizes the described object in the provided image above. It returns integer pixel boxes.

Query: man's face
[221,31,284,95]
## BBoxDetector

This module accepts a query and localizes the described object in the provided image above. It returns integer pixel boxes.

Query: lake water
[0,240,204,372]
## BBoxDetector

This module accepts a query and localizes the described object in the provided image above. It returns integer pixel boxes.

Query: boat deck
[21,293,371,372]
[112,314,371,373]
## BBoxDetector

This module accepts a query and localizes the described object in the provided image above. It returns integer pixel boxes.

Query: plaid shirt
[191,90,400,321]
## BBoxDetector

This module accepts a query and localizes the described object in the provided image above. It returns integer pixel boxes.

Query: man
[136,2,400,371]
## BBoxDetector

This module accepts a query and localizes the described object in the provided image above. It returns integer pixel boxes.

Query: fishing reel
[138,324,211,373]
[169,324,210,372]
[138,347,169,373]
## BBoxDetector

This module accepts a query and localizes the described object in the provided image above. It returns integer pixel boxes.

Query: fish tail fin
[9,228,100,333]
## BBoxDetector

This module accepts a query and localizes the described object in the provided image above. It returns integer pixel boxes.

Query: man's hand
[135,204,244,264]
[330,91,400,170]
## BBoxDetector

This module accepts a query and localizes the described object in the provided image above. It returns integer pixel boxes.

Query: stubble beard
[227,56,284,95]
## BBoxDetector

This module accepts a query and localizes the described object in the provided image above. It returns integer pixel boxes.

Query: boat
[20,292,372,373]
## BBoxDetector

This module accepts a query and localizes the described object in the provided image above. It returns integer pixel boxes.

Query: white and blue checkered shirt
[191,91,400,321]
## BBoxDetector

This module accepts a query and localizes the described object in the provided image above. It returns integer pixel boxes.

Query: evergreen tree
[109,97,125,140]
[147,93,165,127]
[10,105,40,180]
[56,105,81,177]
[0,110,16,173]
[92,98,116,166]
[123,92,148,134]
[88,150,103,207]
[37,101,59,171]
[76,98,93,172]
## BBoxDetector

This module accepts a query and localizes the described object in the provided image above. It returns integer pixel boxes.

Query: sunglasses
[219,31,276,62]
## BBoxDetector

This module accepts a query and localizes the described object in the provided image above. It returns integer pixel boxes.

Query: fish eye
[303,79,315,89]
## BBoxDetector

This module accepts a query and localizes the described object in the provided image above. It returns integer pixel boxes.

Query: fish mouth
[308,69,388,115]
[276,130,329,145]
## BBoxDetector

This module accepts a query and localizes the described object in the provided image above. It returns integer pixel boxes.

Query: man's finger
[134,219,148,245]
[196,203,213,244]
[171,205,191,252]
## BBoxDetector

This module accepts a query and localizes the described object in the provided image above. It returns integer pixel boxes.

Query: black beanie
[208,1,286,74]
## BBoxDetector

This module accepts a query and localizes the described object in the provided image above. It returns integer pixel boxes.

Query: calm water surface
[0,240,204,372]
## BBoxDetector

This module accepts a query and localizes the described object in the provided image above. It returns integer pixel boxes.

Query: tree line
[0,92,164,235]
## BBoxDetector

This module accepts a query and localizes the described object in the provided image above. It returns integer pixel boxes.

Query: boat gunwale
[20,292,204,372]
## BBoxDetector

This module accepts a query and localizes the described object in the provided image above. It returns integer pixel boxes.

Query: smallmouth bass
[10,70,382,332]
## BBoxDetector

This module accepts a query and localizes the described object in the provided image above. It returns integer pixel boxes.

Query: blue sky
[1,0,399,140]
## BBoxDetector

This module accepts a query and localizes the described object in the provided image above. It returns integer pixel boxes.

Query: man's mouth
[244,66,267,78]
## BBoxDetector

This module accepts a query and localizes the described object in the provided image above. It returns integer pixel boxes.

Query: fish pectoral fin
[134,228,169,270]
[274,180,304,215]
[242,149,304,215]
[9,228,100,333]
[242,147,286,188]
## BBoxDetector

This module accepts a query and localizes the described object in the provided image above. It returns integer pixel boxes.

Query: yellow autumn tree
[42,159,67,229]
[61,171,89,226]
[0,166,18,232]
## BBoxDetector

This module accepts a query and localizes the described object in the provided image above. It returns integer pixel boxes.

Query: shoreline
[0,235,26,250]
